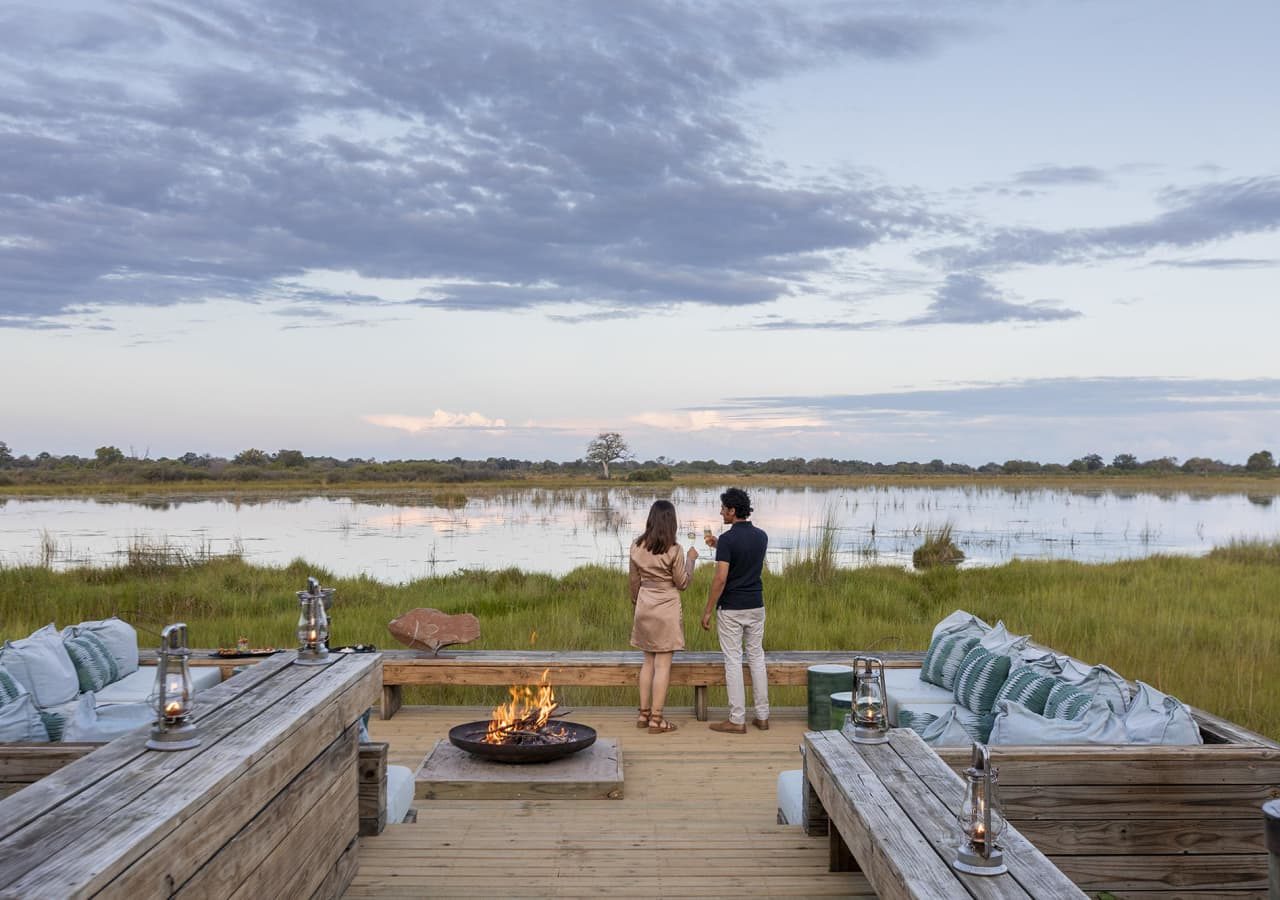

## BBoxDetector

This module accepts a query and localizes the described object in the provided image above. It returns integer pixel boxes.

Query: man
[701,487,769,733]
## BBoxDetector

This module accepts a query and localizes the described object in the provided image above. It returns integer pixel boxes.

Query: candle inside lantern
[164,700,183,717]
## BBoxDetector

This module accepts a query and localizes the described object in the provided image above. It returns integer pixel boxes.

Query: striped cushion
[39,709,66,741]
[953,646,1012,715]
[994,668,1056,716]
[1044,681,1094,720]
[896,709,939,733]
[900,707,995,744]
[0,669,25,706]
[921,633,980,690]
[64,632,120,693]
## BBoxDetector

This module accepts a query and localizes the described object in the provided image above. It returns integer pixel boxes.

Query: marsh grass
[3,542,1279,739]
[912,524,965,569]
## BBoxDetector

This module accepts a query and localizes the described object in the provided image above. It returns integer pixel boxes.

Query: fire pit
[448,669,597,764]
[448,719,597,763]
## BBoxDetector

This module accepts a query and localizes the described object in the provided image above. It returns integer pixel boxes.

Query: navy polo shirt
[714,520,768,610]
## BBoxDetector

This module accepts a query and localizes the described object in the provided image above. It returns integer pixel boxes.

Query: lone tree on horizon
[585,432,632,479]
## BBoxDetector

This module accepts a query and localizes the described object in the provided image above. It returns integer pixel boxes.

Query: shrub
[912,525,965,569]
[626,466,673,482]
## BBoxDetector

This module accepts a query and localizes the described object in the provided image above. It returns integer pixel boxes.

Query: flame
[484,668,560,743]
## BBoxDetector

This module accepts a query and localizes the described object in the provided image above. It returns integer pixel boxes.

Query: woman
[629,499,698,734]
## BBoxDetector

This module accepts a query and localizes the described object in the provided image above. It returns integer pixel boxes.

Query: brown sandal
[648,710,677,734]
[636,707,651,728]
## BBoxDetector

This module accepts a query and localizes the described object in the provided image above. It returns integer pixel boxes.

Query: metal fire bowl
[448,720,597,764]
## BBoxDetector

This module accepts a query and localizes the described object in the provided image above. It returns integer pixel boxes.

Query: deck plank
[348,706,870,899]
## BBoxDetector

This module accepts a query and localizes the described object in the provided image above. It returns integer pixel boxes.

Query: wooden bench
[377,649,924,720]
[0,650,380,899]
[804,728,1087,899]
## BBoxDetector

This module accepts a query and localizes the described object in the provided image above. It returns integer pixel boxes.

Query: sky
[2,0,1278,466]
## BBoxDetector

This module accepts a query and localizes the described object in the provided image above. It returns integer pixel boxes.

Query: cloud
[928,176,1280,269]
[364,410,508,432]
[1011,165,1109,186]
[752,273,1080,330]
[630,410,826,431]
[728,376,1280,420]
[0,0,969,325]
[1150,257,1278,270]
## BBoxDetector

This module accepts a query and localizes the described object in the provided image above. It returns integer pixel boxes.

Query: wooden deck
[348,705,872,898]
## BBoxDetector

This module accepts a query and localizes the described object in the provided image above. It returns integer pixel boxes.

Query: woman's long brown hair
[635,499,678,555]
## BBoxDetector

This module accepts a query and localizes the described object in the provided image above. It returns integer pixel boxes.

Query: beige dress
[629,542,692,652]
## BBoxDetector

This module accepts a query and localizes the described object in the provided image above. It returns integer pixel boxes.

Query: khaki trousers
[716,607,769,724]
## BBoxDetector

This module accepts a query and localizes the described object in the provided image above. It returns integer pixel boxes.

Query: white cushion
[930,610,990,642]
[66,618,139,677]
[386,764,416,826]
[989,699,1127,746]
[0,624,80,708]
[1076,664,1132,712]
[1014,649,1093,682]
[1124,682,1202,745]
[776,769,804,825]
[63,698,154,742]
[914,706,975,747]
[884,667,955,725]
[978,621,1030,656]
[0,692,50,741]
[93,665,220,706]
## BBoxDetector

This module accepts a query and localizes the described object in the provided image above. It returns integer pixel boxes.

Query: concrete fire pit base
[415,738,623,800]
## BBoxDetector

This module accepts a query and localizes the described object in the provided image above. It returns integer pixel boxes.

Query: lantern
[848,655,889,744]
[295,576,333,665]
[146,623,200,750]
[954,742,1008,876]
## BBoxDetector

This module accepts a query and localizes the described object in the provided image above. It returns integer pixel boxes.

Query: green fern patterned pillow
[921,632,981,690]
[1043,681,1094,720]
[64,632,119,693]
[994,668,1057,716]
[952,646,1012,715]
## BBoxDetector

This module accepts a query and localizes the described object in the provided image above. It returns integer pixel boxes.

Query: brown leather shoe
[752,718,769,731]
[710,720,747,734]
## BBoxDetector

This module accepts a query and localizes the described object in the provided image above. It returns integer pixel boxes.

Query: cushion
[776,769,804,825]
[64,632,120,694]
[993,667,1057,716]
[913,706,982,747]
[896,703,994,743]
[93,665,220,706]
[1043,681,1094,720]
[63,700,154,742]
[920,633,980,690]
[884,668,956,725]
[1124,682,1202,745]
[1014,649,1091,681]
[930,610,990,642]
[952,646,1012,715]
[1076,664,1131,712]
[0,692,50,742]
[989,699,1127,746]
[0,669,25,706]
[39,694,94,741]
[978,621,1030,656]
[386,764,416,826]
[66,618,139,677]
[0,624,80,708]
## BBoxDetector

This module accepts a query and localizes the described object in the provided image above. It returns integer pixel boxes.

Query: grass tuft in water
[912,524,965,569]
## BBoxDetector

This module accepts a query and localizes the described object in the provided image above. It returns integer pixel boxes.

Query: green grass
[3,543,1278,740]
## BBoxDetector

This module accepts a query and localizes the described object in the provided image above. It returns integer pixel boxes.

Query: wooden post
[1265,799,1280,900]
[381,683,403,720]
[694,685,707,721]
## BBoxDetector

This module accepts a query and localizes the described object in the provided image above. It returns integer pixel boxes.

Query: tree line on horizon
[0,438,1275,487]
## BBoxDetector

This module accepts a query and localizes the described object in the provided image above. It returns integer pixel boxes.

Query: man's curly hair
[720,487,753,519]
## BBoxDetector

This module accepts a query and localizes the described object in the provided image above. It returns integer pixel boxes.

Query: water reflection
[0,484,1277,584]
